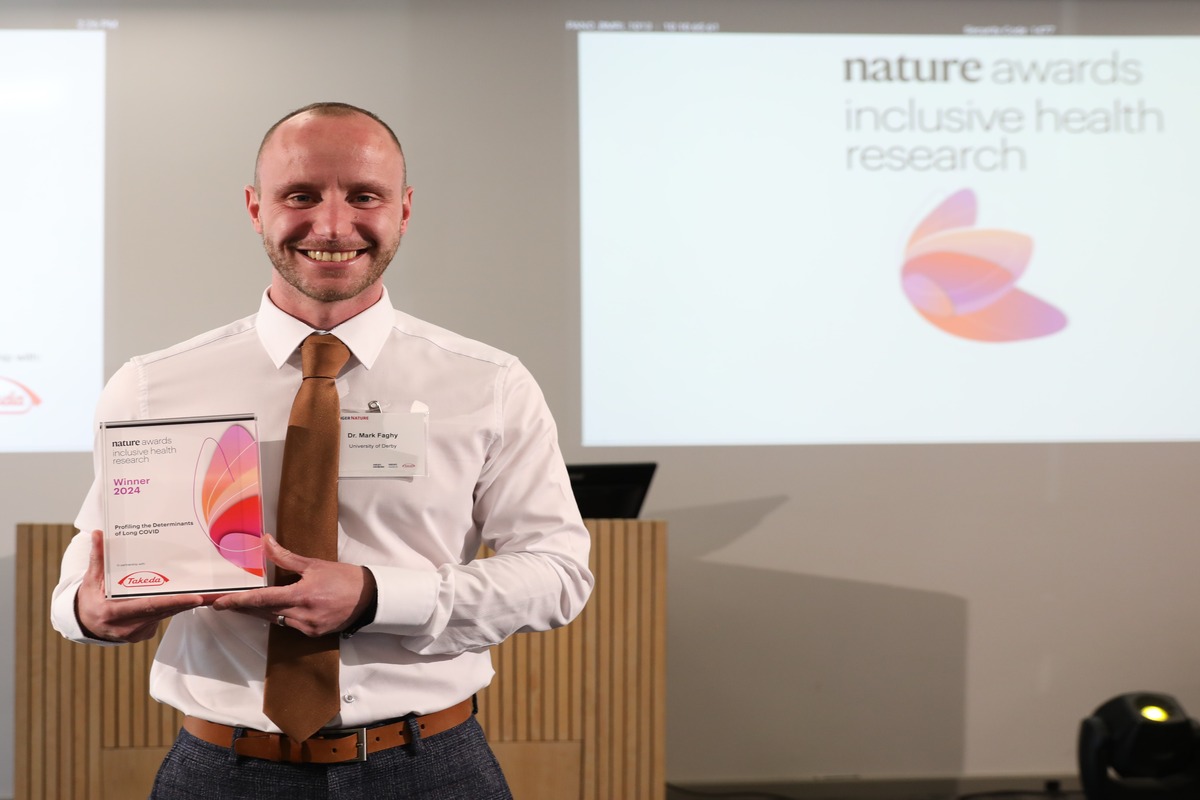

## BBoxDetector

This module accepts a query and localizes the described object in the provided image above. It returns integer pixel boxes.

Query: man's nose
[312,200,353,239]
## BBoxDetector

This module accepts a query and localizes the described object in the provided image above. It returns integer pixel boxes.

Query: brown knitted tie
[263,332,351,742]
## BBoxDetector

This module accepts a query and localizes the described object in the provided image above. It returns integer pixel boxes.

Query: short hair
[253,101,406,189]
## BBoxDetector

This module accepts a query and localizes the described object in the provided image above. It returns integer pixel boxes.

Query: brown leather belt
[183,698,474,764]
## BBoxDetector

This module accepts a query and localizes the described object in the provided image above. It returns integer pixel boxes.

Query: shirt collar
[256,287,396,370]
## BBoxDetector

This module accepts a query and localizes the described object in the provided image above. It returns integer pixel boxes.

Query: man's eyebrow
[273,181,395,197]
[346,181,394,197]
[275,181,320,196]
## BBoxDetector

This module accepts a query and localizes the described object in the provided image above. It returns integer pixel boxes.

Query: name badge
[339,409,428,478]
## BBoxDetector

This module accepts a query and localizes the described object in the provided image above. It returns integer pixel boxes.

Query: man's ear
[399,185,413,235]
[245,185,264,234]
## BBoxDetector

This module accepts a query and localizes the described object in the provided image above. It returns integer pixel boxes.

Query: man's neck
[267,283,384,330]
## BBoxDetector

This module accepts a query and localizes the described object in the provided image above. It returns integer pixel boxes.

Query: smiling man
[51,103,593,800]
[251,107,410,323]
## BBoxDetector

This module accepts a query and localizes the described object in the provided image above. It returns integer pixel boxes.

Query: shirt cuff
[50,580,123,647]
[359,565,441,634]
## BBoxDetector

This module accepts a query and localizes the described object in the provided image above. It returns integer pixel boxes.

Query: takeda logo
[0,377,41,414]
[901,189,1067,342]
[118,571,169,588]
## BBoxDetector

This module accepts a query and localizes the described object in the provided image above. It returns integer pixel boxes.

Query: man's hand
[211,534,376,637]
[75,530,212,643]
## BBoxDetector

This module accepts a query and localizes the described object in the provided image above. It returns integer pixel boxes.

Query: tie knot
[301,333,351,379]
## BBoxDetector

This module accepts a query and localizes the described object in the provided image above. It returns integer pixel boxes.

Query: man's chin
[268,247,392,305]
[298,280,375,303]
[307,275,391,305]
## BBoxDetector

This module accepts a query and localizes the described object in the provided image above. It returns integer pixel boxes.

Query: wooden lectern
[14,520,666,800]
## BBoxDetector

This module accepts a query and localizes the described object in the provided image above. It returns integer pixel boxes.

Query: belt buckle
[319,727,368,762]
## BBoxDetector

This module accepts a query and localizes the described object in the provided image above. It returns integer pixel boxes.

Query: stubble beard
[265,237,399,303]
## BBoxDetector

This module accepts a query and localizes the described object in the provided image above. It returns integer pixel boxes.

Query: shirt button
[343,694,355,703]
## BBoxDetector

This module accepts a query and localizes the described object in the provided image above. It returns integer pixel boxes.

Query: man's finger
[211,586,291,612]
[86,529,105,580]
[262,534,297,566]
[144,595,209,616]
[110,594,206,623]
[261,533,311,572]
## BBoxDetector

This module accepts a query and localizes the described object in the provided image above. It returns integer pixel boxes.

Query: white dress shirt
[51,288,593,730]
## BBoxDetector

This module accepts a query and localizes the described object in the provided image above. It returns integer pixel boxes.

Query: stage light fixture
[1078,692,1200,799]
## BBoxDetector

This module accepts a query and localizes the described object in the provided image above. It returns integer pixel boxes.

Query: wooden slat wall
[14,523,181,800]
[15,520,666,800]
[478,519,668,800]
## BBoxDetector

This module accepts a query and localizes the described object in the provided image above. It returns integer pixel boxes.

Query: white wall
[4,1,1200,796]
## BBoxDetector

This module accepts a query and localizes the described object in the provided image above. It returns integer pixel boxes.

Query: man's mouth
[302,249,364,263]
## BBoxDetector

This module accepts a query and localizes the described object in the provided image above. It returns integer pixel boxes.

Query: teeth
[305,250,359,262]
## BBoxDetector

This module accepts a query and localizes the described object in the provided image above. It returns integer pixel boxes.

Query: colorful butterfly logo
[902,189,1066,342]
[195,424,264,576]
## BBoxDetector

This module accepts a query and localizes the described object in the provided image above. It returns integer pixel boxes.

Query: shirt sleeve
[50,362,143,645]
[365,360,594,655]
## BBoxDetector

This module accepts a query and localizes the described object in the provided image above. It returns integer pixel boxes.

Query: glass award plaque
[100,414,267,598]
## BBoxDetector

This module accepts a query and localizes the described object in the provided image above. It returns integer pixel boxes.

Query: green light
[1141,705,1170,722]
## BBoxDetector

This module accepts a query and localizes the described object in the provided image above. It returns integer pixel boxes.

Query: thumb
[87,529,105,580]
[262,534,309,572]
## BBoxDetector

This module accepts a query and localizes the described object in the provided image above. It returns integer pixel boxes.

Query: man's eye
[351,194,379,205]
[286,194,315,205]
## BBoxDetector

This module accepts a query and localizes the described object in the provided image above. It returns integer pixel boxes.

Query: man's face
[247,112,412,309]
